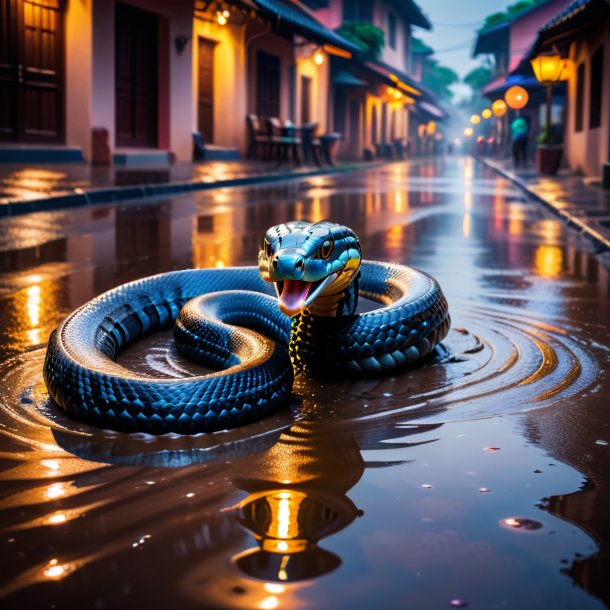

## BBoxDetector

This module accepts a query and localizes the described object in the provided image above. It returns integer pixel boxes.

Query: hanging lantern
[426,121,437,136]
[470,114,481,125]
[530,54,566,85]
[492,99,507,117]
[504,86,529,110]
[463,127,474,138]
[481,108,492,119]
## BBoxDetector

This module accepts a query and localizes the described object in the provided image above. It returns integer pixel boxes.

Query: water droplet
[500,517,542,531]
[595,439,608,446]
[383,392,393,397]
[186,492,195,498]
[145,481,155,486]
[421,483,433,489]
[450,599,469,607]
[483,447,501,452]
[479,487,491,493]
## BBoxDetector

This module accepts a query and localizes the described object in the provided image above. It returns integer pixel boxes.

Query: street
[0,157,609,609]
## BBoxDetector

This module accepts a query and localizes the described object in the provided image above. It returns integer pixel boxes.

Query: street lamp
[463,127,474,138]
[470,115,481,125]
[530,53,568,174]
[530,54,567,141]
[504,86,528,110]
[492,100,507,117]
[482,108,492,119]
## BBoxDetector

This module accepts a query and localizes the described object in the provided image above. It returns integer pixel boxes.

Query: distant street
[0,157,609,609]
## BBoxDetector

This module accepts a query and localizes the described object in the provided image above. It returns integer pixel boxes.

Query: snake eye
[262,238,273,258]
[318,239,334,260]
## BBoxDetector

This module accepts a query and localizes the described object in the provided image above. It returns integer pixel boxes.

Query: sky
[417,0,514,101]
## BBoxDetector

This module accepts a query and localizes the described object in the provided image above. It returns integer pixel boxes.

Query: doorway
[0,0,65,143]
[115,2,158,148]
[197,38,215,144]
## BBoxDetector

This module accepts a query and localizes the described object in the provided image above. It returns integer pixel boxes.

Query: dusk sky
[418,0,515,100]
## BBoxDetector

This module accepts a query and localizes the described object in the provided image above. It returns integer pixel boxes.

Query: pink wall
[91,0,193,160]
[564,31,610,177]
[508,0,574,72]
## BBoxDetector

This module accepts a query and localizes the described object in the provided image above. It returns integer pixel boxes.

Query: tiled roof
[252,0,362,53]
[540,0,593,30]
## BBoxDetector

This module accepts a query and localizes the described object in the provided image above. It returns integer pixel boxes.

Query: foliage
[422,57,459,101]
[336,22,385,59]
[481,0,544,30]
[411,36,433,56]
[536,125,563,146]
[463,65,493,92]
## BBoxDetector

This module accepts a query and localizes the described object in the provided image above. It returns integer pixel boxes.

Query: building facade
[0,0,440,165]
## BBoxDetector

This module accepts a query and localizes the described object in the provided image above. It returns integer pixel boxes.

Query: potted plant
[535,125,563,175]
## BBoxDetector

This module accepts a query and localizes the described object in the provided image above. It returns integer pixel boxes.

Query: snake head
[259,221,362,317]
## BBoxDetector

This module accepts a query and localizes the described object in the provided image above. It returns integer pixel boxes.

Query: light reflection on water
[0,159,609,608]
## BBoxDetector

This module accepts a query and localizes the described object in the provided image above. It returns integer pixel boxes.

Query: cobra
[43,221,450,434]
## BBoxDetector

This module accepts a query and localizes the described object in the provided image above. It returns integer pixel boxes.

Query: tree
[336,22,385,59]
[422,58,459,101]
[481,0,544,30]
[464,65,493,93]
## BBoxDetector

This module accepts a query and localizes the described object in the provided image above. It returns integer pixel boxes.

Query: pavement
[477,155,610,252]
[0,159,383,217]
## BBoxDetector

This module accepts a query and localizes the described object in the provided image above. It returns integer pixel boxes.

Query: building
[472,0,574,158]
[528,0,610,181]
[310,0,443,159]
[0,0,442,166]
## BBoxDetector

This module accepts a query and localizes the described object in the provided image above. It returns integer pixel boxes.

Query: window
[256,51,280,118]
[300,76,311,124]
[575,62,585,133]
[589,46,604,129]
[343,0,373,21]
[388,12,396,49]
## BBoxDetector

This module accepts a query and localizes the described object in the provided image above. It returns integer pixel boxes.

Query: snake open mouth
[275,273,338,316]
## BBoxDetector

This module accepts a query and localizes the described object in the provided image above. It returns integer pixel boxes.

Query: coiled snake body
[44,221,450,434]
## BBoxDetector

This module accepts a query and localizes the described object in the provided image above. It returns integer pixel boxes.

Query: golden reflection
[464,190,473,211]
[25,284,42,344]
[231,423,364,582]
[462,213,471,238]
[464,157,474,182]
[310,196,323,222]
[533,244,563,278]
[46,482,66,499]
[259,595,279,609]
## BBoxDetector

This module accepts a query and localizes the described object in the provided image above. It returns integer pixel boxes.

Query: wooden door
[0,0,64,143]
[300,75,311,124]
[197,38,214,143]
[115,2,158,148]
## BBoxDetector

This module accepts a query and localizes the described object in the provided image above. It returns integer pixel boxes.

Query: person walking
[510,116,529,168]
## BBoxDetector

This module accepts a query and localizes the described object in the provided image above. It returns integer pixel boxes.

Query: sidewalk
[0,159,383,217]
[478,156,610,252]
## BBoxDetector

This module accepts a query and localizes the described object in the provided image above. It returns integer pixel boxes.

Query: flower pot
[536,146,562,175]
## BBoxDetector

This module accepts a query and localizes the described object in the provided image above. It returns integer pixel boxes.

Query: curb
[476,155,610,253]
[0,161,387,218]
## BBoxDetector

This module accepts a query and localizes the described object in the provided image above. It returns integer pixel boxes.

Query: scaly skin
[43,221,450,434]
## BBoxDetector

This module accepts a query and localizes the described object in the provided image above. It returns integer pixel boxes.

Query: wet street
[0,156,609,609]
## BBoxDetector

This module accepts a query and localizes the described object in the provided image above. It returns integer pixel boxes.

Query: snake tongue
[278,280,311,316]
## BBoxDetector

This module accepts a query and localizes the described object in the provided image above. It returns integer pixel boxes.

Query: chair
[300,122,322,166]
[246,115,273,160]
[268,118,301,164]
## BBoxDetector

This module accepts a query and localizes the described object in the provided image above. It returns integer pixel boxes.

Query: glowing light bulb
[314,50,324,65]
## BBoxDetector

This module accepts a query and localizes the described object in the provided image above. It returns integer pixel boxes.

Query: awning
[416,100,446,120]
[363,61,423,97]
[482,73,544,98]
[252,0,361,55]
[333,70,366,87]
[529,0,609,55]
